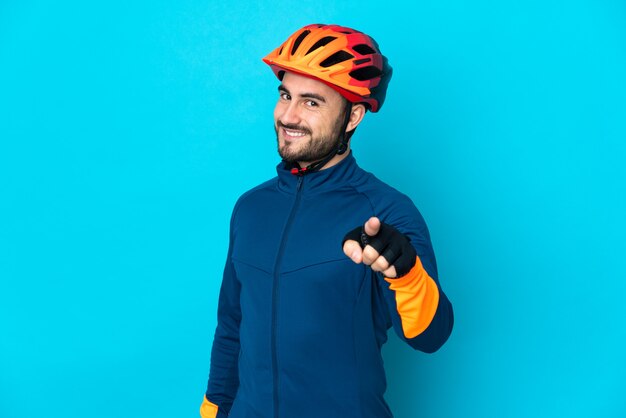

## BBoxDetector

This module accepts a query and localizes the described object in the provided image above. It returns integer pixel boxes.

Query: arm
[201,229,241,417]
[378,245,454,353]
[344,214,453,353]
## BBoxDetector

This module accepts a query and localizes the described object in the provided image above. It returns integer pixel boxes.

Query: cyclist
[200,23,454,418]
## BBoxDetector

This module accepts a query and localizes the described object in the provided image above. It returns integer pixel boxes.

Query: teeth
[284,129,306,137]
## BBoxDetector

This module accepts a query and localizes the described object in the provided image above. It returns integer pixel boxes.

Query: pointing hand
[342,217,417,278]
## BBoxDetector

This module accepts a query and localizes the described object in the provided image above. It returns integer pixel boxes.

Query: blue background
[1,1,625,417]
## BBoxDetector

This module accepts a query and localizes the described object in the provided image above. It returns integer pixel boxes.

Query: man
[200,24,453,418]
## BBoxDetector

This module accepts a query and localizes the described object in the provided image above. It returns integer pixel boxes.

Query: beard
[275,117,345,165]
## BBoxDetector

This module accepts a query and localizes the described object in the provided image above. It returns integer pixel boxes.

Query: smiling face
[274,72,354,168]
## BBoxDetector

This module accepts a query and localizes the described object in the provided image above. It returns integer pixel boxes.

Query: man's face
[274,72,348,165]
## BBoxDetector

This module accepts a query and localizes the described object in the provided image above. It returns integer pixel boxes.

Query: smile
[282,128,308,138]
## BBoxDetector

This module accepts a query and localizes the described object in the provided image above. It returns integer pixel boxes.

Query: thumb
[364,216,381,237]
[343,239,363,264]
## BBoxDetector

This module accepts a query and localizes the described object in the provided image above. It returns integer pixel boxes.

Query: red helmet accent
[262,24,392,112]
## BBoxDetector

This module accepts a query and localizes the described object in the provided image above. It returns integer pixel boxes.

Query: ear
[346,103,366,132]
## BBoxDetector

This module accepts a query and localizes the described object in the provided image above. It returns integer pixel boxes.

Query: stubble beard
[275,117,344,165]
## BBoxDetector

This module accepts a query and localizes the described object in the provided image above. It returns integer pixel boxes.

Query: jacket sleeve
[378,196,454,353]
[201,220,241,417]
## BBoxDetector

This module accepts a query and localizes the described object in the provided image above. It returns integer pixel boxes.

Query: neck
[297,146,351,171]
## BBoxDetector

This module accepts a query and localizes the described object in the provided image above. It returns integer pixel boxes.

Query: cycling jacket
[201,153,453,418]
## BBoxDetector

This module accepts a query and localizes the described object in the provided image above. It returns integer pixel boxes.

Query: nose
[277,101,301,126]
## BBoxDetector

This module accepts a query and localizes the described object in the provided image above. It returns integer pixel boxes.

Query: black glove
[342,221,417,277]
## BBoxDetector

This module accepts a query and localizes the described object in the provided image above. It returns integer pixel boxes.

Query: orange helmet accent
[262,24,392,112]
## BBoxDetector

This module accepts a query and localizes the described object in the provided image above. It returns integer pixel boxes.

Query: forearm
[201,241,242,417]
[383,255,453,352]
[202,329,240,417]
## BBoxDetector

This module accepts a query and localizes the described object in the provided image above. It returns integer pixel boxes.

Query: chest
[231,189,374,275]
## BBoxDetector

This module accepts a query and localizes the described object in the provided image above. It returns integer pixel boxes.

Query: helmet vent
[349,66,382,81]
[319,51,354,67]
[291,30,311,55]
[306,36,337,55]
[353,44,377,55]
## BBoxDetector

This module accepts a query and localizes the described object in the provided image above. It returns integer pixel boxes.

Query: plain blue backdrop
[1,1,625,417]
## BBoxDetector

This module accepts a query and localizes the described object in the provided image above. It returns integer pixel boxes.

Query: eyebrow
[278,84,327,103]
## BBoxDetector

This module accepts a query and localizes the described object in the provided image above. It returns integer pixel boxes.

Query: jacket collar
[276,152,360,195]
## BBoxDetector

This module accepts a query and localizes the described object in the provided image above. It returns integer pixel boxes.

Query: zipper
[271,175,304,418]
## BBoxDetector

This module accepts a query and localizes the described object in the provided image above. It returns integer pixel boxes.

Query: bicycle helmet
[262,24,392,112]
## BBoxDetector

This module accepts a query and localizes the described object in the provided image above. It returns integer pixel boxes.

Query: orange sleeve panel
[200,396,219,418]
[384,256,440,339]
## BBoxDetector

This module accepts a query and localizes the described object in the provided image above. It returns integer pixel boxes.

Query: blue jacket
[202,153,453,418]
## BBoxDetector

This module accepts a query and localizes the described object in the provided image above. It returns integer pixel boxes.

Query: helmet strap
[336,102,353,155]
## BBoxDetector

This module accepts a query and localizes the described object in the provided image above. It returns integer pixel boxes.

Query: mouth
[281,127,308,140]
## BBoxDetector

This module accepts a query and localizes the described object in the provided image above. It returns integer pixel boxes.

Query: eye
[279,92,291,101]
[305,100,318,107]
